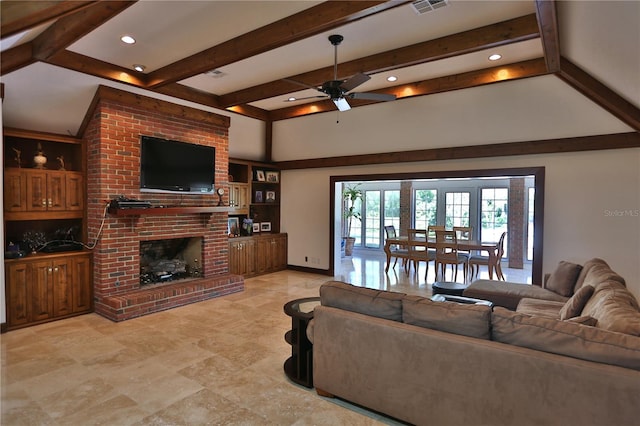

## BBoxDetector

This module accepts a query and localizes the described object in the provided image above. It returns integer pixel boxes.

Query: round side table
[432,281,467,296]
[283,297,321,388]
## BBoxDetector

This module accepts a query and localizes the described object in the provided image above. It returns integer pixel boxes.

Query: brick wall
[85,97,243,321]
[508,178,525,269]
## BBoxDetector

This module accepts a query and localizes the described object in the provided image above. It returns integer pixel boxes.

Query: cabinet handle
[42,199,47,206]
[48,268,53,272]
[54,267,59,272]
[48,198,53,207]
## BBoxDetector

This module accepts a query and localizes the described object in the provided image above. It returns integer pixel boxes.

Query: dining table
[383,236,501,279]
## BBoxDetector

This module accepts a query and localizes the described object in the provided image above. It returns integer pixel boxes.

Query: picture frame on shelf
[227,217,240,236]
[266,191,276,202]
[265,171,279,183]
[252,223,261,233]
[255,190,263,203]
[256,170,266,182]
[260,222,271,232]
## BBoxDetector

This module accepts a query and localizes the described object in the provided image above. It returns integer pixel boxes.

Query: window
[414,189,437,229]
[480,188,508,252]
[445,192,469,228]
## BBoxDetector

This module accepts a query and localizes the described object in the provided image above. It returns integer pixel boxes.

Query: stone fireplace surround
[85,87,244,321]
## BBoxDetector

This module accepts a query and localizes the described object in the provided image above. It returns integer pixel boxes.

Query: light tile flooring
[1,251,531,425]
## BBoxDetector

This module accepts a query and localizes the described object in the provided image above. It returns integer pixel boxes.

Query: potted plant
[342,184,362,256]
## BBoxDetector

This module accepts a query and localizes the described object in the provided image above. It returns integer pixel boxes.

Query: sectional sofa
[308,265,640,425]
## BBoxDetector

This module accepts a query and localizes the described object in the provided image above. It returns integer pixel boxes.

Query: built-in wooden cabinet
[229,182,249,214]
[3,128,92,331]
[229,233,287,277]
[5,252,92,329]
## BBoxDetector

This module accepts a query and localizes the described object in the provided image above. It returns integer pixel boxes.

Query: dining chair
[453,225,473,266]
[468,231,507,281]
[434,229,468,282]
[384,225,410,270]
[407,228,433,279]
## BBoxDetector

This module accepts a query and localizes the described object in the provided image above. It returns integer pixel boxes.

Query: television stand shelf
[108,206,232,216]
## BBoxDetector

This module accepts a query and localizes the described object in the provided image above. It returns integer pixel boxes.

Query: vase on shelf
[33,143,47,169]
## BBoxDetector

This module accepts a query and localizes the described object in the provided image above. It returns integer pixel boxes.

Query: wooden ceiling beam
[31,1,136,61]
[1,0,96,38]
[220,14,540,108]
[557,57,640,132]
[145,1,409,88]
[535,0,560,72]
[0,43,35,75]
[269,58,548,121]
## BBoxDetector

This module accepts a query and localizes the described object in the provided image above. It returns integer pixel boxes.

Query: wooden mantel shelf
[108,206,232,216]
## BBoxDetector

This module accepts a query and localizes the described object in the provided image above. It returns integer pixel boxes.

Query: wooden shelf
[108,206,232,216]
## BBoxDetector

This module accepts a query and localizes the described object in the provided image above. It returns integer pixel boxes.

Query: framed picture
[255,190,263,203]
[260,222,271,232]
[256,170,266,182]
[252,223,261,233]
[265,171,279,183]
[265,190,276,202]
[227,217,239,236]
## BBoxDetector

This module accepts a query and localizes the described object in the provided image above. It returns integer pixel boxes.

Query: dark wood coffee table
[283,297,321,388]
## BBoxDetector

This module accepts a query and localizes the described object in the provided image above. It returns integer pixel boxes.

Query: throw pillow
[565,315,597,326]
[545,261,583,297]
[559,285,595,320]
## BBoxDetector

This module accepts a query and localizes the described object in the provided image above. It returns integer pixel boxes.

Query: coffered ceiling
[1,1,639,136]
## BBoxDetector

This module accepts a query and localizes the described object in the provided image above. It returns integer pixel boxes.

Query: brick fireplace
[84,86,243,321]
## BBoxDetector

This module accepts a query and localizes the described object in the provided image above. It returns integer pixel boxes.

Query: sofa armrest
[543,273,551,289]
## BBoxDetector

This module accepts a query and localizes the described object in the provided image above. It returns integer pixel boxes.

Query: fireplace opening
[140,237,202,285]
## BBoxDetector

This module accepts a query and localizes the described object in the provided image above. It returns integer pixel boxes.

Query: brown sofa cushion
[545,261,583,297]
[464,280,567,310]
[402,296,491,339]
[574,258,625,291]
[492,307,640,371]
[582,281,640,336]
[559,285,595,320]
[565,316,597,326]
[319,281,405,322]
[516,298,564,319]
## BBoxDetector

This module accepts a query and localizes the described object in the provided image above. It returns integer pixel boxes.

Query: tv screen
[140,136,215,194]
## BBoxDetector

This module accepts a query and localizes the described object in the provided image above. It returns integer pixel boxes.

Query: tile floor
[1,251,531,425]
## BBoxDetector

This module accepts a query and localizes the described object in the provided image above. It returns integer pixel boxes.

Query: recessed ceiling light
[133,64,145,72]
[287,97,296,102]
[387,76,398,82]
[121,35,136,44]
[488,54,502,61]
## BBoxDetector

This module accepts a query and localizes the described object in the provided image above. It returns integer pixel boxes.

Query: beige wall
[280,149,640,299]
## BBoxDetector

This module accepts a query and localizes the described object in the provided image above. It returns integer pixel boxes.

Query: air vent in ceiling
[205,69,226,78]
[411,0,448,14]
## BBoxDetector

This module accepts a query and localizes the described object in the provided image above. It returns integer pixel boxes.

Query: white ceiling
[1,1,638,137]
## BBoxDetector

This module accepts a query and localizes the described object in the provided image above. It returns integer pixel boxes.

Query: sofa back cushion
[319,281,405,322]
[545,261,583,297]
[402,296,491,339]
[581,281,640,336]
[492,307,640,371]
[574,258,625,292]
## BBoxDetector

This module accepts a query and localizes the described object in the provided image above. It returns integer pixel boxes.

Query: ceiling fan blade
[333,97,351,111]
[340,72,370,92]
[349,92,397,102]
[282,78,321,92]
[283,95,328,102]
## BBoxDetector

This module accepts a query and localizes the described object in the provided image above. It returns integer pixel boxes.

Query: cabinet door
[72,255,92,312]
[65,173,83,210]
[30,260,54,321]
[6,262,30,326]
[273,234,288,270]
[26,171,48,211]
[47,172,66,211]
[229,240,256,276]
[4,170,27,212]
[256,237,274,273]
[52,259,73,317]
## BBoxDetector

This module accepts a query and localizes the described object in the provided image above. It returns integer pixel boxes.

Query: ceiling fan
[285,35,396,111]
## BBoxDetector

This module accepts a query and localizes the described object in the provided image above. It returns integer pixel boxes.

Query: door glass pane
[364,190,381,248]
[445,192,469,228]
[414,189,437,230]
[384,190,400,230]
[481,188,508,253]
[347,197,362,246]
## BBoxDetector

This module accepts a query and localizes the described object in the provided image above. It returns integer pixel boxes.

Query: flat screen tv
[140,136,215,194]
